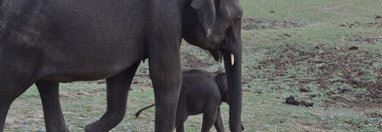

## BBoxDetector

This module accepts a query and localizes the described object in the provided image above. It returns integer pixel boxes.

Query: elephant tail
[134,103,155,119]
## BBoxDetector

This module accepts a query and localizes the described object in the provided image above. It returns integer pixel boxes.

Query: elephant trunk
[223,21,242,132]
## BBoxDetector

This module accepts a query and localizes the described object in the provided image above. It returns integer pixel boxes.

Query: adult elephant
[0,0,243,131]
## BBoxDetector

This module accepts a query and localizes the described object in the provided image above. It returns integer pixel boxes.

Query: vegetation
[5,0,382,131]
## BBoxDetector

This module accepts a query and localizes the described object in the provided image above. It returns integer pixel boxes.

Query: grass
[4,0,382,131]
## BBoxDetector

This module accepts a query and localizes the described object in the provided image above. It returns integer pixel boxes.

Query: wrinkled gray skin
[0,0,243,131]
[135,69,244,132]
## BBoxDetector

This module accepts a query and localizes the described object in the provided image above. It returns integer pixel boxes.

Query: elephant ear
[191,0,216,38]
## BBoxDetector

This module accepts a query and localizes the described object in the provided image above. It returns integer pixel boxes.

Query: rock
[285,96,314,107]
[286,96,300,106]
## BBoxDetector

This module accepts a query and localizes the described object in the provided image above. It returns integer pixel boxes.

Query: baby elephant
[135,69,244,132]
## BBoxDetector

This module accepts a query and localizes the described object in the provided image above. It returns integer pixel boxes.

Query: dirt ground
[241,16,382,106]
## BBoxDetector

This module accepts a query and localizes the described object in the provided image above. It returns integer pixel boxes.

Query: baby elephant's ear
[191,0,216,38]
[215,72,228,94]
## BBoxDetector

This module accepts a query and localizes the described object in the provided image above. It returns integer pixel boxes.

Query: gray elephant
[0,0,243,131]
[135,69,244,132]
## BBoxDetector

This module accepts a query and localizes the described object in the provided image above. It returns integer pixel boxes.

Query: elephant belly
[39,40,146,82]
[37,2,148,82]
[40,58,143,82]
[1,0,150,82]
[186,98,209,115]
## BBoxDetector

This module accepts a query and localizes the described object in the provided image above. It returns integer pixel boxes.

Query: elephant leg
[85,62,140,132]
[147,4,182,131]
[175,121,185,132]
[0,96,14,132]
[201,109,218,132]
[214,108,224,132]
[0,81,33,131]
[35,81,69,132]
[0,102,12,132]
[175,109,188,132]
[148,52,182,131]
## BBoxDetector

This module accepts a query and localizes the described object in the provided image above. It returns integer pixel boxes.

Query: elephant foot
[84,113,125,132]
[85,123,104,132]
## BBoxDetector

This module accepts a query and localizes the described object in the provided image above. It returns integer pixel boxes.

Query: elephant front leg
[148,45,182,131]
[147,6,182,130]
[85,62,140,132]
[36,81,69,132]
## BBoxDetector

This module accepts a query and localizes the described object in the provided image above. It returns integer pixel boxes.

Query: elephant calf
[135,69,244,132]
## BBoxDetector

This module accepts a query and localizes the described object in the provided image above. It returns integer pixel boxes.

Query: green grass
[5,0,382,131]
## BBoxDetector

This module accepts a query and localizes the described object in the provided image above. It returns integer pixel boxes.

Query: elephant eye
[236,16,242,21]
[233,11,243,22]
[233,16,242,24]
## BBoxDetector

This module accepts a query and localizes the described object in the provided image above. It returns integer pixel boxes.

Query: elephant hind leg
[35,81,69,132]
[175,122,185,132]
[175,113,188,132]
[0,101,12,132]
[201,108,219,132]
[85,62,140,132]
[0,82,33,131]
[214,108,224,132]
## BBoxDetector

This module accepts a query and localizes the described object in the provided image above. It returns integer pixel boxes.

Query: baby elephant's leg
[214,108,224,132]
[201,108,218,132]
[175,107,188,132]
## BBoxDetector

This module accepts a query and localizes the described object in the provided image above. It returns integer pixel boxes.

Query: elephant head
[182,0,243,131]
